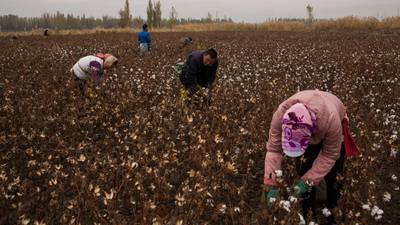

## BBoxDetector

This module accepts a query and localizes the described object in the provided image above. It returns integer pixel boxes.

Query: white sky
[1,0,399,23]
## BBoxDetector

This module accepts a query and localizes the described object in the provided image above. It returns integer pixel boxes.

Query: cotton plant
[322,208,332,217]
[362,203,384,220]
[298,213,306,225]
[390,148,397,158]
[371,206,384,220]
[3,32,399,224]
[383,192,391,202]
[279,200,291,212]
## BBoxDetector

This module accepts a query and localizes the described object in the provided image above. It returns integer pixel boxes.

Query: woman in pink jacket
[264,90,359,225]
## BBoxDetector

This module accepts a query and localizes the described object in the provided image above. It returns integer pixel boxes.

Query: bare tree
[153,1,162,28]
[306,4,314,25]
[168,6,178,28]
[119,0,132,28]
[206,12,213,23]
[146,0,153,28]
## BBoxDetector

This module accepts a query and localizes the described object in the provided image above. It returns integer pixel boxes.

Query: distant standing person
[176,49,219,103]
[138,24,151,55]
[179,37,193,50]
[70,53,118,95]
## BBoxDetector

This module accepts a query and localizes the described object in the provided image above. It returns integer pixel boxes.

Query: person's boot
[321,215,337,225]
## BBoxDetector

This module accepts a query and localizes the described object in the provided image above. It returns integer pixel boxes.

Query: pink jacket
[264,90,347,186]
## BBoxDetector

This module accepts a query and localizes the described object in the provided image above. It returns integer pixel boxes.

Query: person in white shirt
[70,53,118,95]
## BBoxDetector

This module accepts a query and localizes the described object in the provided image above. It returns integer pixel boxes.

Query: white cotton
[279,200,291,212]
[298,213,306,225]
[392,174,397,181]
[362,204,371,211]
[322,208,332,217]
[391,148,398,158]
[371,206,380,216]
[269,197,276,203]
[218,204,227,213]
[391,134,398,141]
[383,192,391,202]
[275,170,283,178]
[289,196,298,203]
[375,215,382,220]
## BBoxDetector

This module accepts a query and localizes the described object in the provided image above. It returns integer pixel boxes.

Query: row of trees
[0,13,103,31]
[119,0,133,28]
[0,13,146,32]
[146,0,162,28]
[0,0,233,32]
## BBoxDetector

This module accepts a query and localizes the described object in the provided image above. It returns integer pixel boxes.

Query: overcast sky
[1,0,400,23]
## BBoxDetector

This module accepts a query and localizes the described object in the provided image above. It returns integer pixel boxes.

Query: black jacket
[180,51,218,94]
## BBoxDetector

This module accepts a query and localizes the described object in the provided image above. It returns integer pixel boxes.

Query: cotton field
[0,31,399,224]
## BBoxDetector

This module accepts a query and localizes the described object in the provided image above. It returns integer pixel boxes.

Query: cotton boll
[371,206,382,216]
[298,213,306,225]
[289,196,298,203]
[322,208,332,217]
[375,215,382,220]
[218,204,227,214]
[275,170,283,178]
[390,148,397,158]
[383,192,391,202]
[279,200,291,212]
[390,134,398,142]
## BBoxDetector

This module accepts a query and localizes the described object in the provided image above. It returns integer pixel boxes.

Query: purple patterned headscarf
[282,103,316,157]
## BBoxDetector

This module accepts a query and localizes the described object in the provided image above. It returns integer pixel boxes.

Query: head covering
[96,53,118,69]
[282,103,316,157]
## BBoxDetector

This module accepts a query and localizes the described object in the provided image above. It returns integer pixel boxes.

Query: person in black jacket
[179,48,219,102]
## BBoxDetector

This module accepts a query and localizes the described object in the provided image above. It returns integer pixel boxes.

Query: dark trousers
[74,76,87,96]
[296,142,346,217]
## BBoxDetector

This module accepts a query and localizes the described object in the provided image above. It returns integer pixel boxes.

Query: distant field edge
[1,16,400,37]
